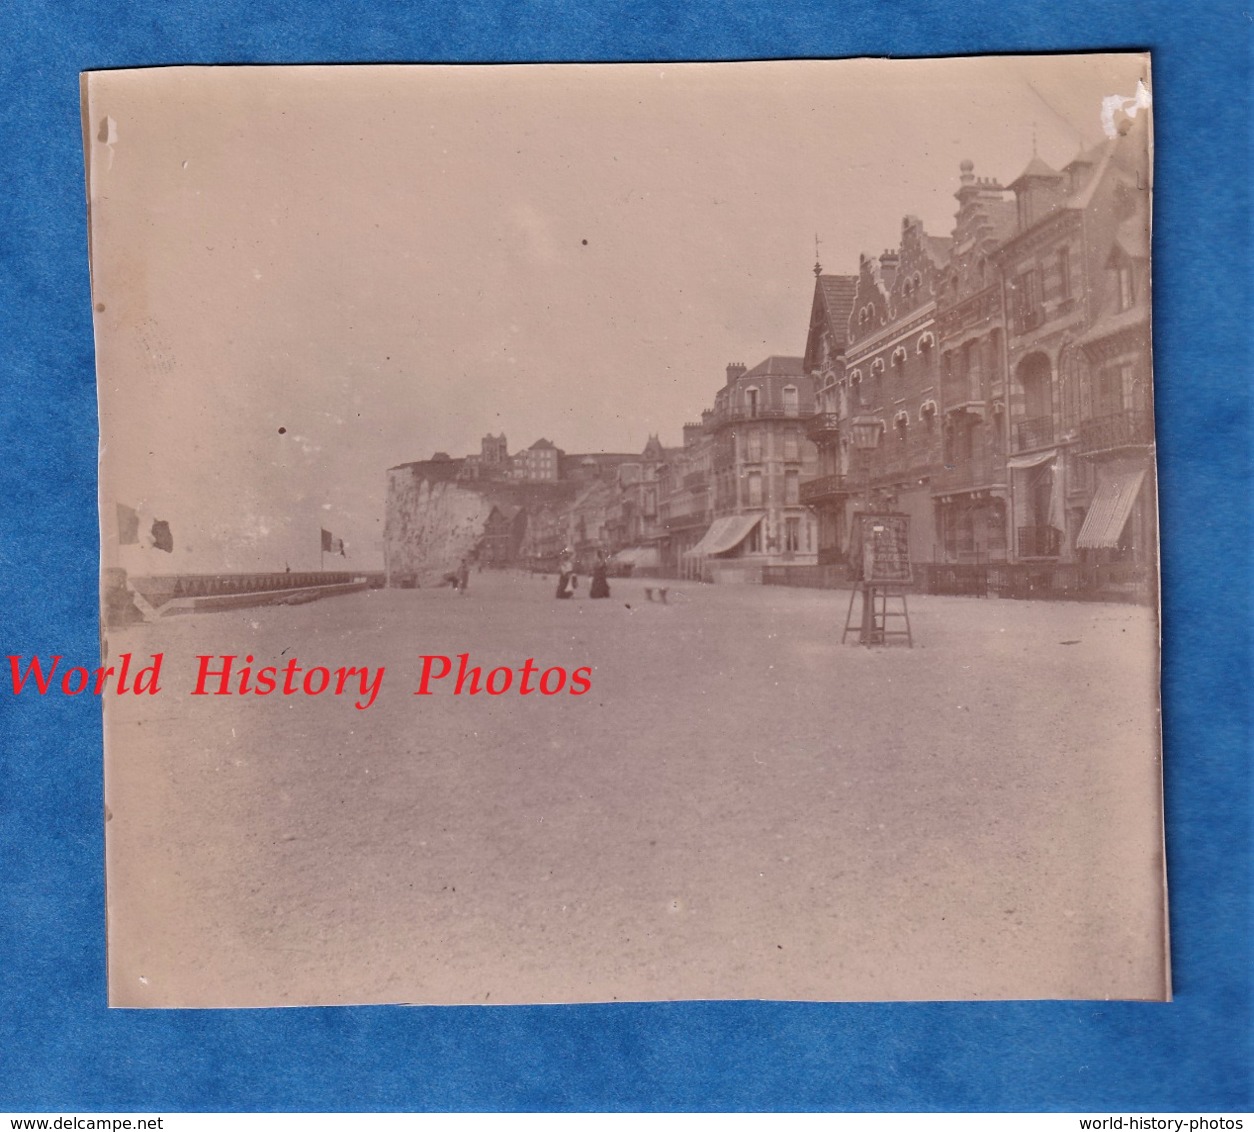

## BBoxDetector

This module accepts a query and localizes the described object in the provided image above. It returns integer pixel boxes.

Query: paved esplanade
[103,571,1165,1006]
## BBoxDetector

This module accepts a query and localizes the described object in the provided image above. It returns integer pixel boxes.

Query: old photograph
[83,56,1166,1007]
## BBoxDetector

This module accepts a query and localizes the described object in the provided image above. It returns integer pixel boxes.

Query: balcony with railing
[1078,410,1154,456]
[1013,415,1054,452]
[1012,306,1045,335]
[933,455,1002,493]
[708,406,798,427]
[660,497,712,528]
[799,473,851,504]
[804,412,841,441]
[1017,525,1061,558]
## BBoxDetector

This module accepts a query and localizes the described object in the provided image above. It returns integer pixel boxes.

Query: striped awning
[1076,469,1147,549]
[683,513,763,558]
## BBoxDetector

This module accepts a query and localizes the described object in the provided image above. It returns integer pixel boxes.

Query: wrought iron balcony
[1013,415,1054,452]
[708,406,799,427]
[804,412,841,441]
[1012,306,1045,334]
[1078,410,1154,455]
[799,473,851,504]
[934,457,1000,492]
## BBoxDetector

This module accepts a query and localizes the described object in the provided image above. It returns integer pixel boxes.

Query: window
[1095,363,1137,416]
[746,429,763,462]
[1012,269,1041,332]
[782,385,799,416]
[785,470,800,505]
[891,348,907,399]
[746,522,762,553]
[1057,246,1071,301]
[783,430,799,461]
[745,386,760,417]
[747,472,763,507]
[785,516,802,552]
[1117,263,1135,310]
[964,339,981,402]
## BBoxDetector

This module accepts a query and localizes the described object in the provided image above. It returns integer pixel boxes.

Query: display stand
[841,513,914,647]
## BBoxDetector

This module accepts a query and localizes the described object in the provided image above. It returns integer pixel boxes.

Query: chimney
[726,362,747,385]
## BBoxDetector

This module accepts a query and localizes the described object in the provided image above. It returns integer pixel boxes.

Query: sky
[86,55,1150,571]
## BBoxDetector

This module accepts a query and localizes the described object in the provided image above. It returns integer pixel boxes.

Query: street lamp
[849,415,885,456]
[849,415,884,644]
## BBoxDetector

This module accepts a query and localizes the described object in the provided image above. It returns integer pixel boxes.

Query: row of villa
[387,116,1154,601]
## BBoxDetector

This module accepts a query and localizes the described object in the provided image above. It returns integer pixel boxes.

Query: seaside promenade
[102,571,1165,1006]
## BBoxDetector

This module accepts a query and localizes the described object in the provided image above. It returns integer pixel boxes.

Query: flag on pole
[320,528,333,553]
[150,519,173,553]
[117,503,140,545]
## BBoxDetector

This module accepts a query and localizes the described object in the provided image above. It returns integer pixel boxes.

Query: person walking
[589,550,610,599]
[555,550,577,599]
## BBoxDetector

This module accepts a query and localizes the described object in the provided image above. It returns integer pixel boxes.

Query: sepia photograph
[83,55,1166,1008]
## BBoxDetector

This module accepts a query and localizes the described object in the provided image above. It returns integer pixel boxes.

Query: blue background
[0,0,1248,1113]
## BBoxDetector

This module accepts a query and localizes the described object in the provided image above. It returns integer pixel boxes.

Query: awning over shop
[1005,448,1057,471]
[1076,469,1147,549]
[683,513,763,558]
[613,546,660,568]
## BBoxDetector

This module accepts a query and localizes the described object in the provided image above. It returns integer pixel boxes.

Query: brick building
[841,217,951,564]
[993,117,1153,580]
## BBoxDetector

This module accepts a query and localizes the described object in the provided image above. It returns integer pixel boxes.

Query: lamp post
[849,415,884,644]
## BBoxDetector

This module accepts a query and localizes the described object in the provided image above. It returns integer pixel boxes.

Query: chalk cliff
[383,469,493,586]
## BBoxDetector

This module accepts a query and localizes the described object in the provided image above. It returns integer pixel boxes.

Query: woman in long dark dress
[589,551,610,599]
[555,552,577,599]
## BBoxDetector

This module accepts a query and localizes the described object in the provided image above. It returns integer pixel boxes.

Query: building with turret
[933,160,1017,562]
[993,116,1153,581]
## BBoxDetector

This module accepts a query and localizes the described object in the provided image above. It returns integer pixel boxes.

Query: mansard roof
[742,355,807,379]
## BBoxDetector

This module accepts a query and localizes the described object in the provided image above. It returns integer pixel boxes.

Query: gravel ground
[103,571,1167,1006]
